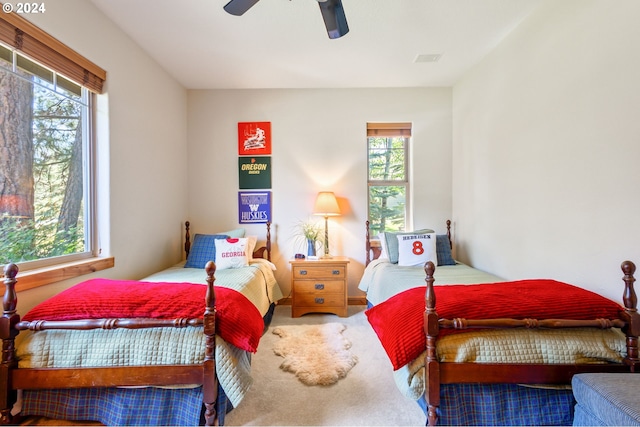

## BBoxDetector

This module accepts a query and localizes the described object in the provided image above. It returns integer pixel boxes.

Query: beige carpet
[225,305,425,426]
[272,323,358,386]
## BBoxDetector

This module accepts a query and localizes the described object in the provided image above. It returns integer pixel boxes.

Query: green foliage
[368,137,406,181]
[0,215,83,264]
[367,136,408,235]
[1,73,85,265]
[291,219,324,254]
[296,220,323,241]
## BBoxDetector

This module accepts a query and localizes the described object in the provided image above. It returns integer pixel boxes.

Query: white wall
[17,0,189,313]
[187,88,452,297]
[452,0,640,302]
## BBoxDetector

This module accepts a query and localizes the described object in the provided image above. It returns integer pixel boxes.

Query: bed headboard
[365,220,452,266]
[184,221,272,262]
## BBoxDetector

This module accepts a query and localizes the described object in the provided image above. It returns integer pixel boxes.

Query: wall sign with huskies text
[238,191,272,224]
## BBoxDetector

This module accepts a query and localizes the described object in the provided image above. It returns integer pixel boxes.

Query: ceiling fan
[223,0,349,39]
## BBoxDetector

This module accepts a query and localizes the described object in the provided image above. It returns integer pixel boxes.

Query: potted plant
[294,219,323,257]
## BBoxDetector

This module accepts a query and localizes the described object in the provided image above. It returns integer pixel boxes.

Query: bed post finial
[3,263,19,315]
[425,261,436,311]
[622,260,637,312]
[446,220,452,249]
[185,221,191,258]
[266,221,272,261]
[621,260,640,371]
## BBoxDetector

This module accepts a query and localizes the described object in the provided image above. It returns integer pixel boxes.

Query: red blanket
[365,279,624,370]
[23,278,264,353]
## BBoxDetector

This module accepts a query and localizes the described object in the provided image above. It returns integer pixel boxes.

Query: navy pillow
[436,234,456,266]
[184,234,228,268]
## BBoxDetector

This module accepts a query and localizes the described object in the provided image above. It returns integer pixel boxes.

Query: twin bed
[0,221,283,426]
[360,220,639,426]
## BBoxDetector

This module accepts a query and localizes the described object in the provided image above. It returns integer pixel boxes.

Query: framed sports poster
[238,122,271,155]
[238,191,272,224]
[238,156,271,189]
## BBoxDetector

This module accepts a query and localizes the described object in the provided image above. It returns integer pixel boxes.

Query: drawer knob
[315,283,324,290]
[332,270,340,275]
[300,270,307,275]
[315,297,325,304]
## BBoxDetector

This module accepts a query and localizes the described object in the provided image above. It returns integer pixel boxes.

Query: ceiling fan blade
[318,0,349,39]
[224,0,261,16]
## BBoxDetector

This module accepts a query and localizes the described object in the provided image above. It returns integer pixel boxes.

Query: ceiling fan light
[319,0,349,39]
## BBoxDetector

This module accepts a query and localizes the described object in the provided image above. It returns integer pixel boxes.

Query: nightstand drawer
[292,280,345,294]
[294,292,346,308]
[292,265,345,279]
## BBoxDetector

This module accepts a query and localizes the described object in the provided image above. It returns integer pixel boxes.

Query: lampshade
[313,192,341,217]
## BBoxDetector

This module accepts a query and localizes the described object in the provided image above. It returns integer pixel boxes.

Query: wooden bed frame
[364,221,640,426]
[0,221,272,426]
[423,259,640,425]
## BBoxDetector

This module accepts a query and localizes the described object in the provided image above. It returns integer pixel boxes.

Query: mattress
[358,258,503,306]
[143,258,283,316]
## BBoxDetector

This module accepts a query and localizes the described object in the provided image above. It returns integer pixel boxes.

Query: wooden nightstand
[289,257,349,318]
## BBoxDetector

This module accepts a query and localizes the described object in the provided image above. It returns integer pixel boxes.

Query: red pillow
[365,279,624,370]
[23,278,264,353]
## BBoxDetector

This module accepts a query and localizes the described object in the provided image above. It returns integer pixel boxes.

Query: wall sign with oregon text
[238,156,271,189]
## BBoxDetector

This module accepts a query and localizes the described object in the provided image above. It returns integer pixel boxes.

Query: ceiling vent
[414,54,442,63]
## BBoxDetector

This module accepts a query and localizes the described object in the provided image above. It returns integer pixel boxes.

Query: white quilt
[358,258,503,306]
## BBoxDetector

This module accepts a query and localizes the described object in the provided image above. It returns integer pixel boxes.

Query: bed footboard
[422,260,640,426]
[0,261,221,426]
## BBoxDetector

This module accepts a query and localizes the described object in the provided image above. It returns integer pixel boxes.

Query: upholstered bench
[572,373,640,426]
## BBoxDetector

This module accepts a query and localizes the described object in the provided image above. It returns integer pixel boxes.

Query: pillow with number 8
[396,232,437,267]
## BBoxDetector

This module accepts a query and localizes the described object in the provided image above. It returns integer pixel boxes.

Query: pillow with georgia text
[397,232,437,267]
[215,238,249,269]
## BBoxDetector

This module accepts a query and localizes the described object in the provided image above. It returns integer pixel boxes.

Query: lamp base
[320,254,333,259]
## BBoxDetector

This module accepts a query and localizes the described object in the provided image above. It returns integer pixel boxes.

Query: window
[0,13,106,274]
[367,122,411,236]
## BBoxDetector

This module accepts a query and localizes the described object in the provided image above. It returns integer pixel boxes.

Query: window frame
[367,123,412,235]
[0,12,112,289]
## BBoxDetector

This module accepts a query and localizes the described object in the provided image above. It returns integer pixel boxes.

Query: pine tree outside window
[0,13,106,273]
[367,122,411,236]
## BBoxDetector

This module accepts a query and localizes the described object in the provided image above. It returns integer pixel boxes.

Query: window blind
[367,122,412,137]
[0,10,106,93]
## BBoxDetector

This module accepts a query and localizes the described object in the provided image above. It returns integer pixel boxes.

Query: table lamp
[313,191,341,258]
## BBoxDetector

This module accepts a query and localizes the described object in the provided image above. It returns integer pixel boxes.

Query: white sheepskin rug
[272,323,358,386]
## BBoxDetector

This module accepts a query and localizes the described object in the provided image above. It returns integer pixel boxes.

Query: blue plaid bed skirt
[418,383,575,426]
[18,303,279,426]
[22,384,232,426]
